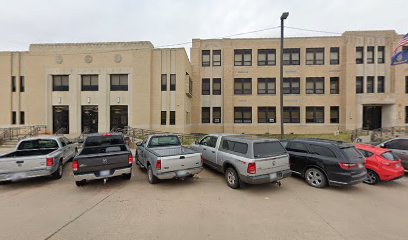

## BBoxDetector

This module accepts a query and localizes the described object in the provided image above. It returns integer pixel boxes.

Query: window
[11,76,16,92]
[287,142,308,153]
[213,50,221,66]
[20,111,25,125]
[257,78,276,95]
[161,111,166,125]
[309,145,336,158]
[356,76,364,93]
[81,75,98,91]
[213,107,221,123]
[406,106,408,123]
[12,111,16,125]
[306,48,324,65]
[170,111,175,125]
[254,142,286,158]
[221,140,248,154]
[161,74,167,91]
[234,107,252,123]
[212,78,221,95]
[377,76,385,93]
[201,107,210,123]
[330,77,339,94]
[306,77,325,94]
[258,107,276,123]
[110,74,128,91]
[234,78,252,95]
[306,107,325,123]
[202,50,210,67]
[283,48,300,65]
[258,49,276,66]
[367,46,375,64]
[188,77,193,96]
[405,76,408,94]
[170,74,176,91]
[330,47,339,65]
[283,78,300,94]
[283,107,300,123]
[330,106,339,123]
[202,78,210,95]
[234,49,252,66]
[20,76,25,92]
[367,76,374,93]
[52,75,69,91]
[356,47,364,64]
[378,46,385,64]
[358,149,373,158]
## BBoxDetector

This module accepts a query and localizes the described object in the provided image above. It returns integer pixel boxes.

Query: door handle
[203,149,207,151]
[212,151,215,153]
[16,161,24,164]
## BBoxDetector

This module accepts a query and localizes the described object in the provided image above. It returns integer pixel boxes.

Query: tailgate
[255,154,290,176]
[76,152,130,174]
[160,153,201,173]
[0,156,46,174]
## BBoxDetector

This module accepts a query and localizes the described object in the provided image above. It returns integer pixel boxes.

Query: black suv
[282,139,367,188]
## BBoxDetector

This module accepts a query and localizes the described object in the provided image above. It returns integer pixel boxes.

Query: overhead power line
[285,26,342,35]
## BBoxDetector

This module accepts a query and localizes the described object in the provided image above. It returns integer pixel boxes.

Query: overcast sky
[0,0,406,52]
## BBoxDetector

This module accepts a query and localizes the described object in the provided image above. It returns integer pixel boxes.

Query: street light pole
[280,12,289,140]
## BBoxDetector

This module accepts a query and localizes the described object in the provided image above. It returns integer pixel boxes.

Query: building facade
[0,30,407,135]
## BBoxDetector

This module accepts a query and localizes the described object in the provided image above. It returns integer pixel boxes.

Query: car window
[357,149,373,158]
[384,140,400,150]
[309,145,336,158]
[341,147,363,160]
[148,135,180,148]
[208,137,218,148]
[60,139,67,147]
[287,142,308,153]
[254,141,286,158]
[18,139,59,150]
[199,136,212,146]
[221,140,248,154]
[381,151,399,161]
[399,140,408,150]
[85,135,125,147]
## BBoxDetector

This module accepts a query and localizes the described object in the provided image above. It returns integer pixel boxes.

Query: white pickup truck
[0,136,77,183]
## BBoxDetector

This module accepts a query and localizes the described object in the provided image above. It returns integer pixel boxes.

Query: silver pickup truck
[135,134,203,184]
[0,136,77,182]
[191,134,291,189]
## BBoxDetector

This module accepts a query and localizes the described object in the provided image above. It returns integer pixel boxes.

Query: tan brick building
[0,30,407,135]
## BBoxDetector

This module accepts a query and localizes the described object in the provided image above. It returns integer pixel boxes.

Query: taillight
[338,162,358,170]
[128,154,133,165]
[46,158,54,167]
[156,160,161,170]
[102,133,111,137]
[247,162,256,174]
[72,160,78,172]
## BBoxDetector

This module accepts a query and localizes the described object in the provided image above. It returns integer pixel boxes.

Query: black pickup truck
[72,133,133,186]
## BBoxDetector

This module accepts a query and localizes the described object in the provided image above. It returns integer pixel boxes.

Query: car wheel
[51,161,63,180]
[147,165,159,184]
[75,180,86,187]
[364,170,379,185]
[305,168,327,188]
[225,167,240,189]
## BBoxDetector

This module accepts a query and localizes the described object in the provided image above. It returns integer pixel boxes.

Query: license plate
[100,170,110,177]
[395,164,401,168]
[269,173,277,180]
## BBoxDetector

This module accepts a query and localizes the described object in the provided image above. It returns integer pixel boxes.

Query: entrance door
[81,106,98,133]
[53,106,69,134]
[363,106,382,130]
[110,105,128,131]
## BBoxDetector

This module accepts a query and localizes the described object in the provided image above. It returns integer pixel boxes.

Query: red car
[355,144,404,185]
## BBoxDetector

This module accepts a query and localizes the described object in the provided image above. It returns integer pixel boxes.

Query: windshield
[254,141,286,158]
[148,136,181,148]
[381,151,399,161]
[17,139,59,150]
[85,135,125,147]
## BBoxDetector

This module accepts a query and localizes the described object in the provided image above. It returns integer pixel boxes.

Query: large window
[12,111,16,125]
[234,107,252,123]
[330,47,339,65]
[306,48,324,65]
[170,74,176,91]
[202,50,210,67]
[20,76,25,92]
[52,75,69,91]
[110,74,128,91]
[161,111,166,125]
[234,49,252,66]
[330,106,339,123]
[406,76,408,94]
[213,107,221,123]
[11,76,16,92]
[283,48,300,65]
[20,111,25,125]
[213,78,221,95]
[367,46,375,64]
[258,49,276,66]
[377,76,385,93]
[258,107,276,123]
[283,78,300,94]
[283,107,300,123]
[257,78,276,95]
[378,46,385,64]
[356,76,364,94]
[306,77,325,94]
[234,78,252,95]
[81,75,98,91]
[356,47,364,64]
[170,111,175,125]
[201,107,210,123]
[367,76,374,93]
[306,107,325,123]
[161,74,167,91]
[406,106,408,124]
[330,77,339,94]
[202,78,210,95]
[213,50,221,66]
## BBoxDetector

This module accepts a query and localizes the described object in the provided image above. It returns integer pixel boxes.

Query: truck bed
[148,146,197,157]
[0,149,57,158]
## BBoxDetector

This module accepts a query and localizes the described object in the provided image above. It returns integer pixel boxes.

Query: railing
[0,125,47,145]
[54,127,67,136]
[351,126,408,143]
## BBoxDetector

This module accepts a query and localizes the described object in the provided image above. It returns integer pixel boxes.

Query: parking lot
[0,161,407,240]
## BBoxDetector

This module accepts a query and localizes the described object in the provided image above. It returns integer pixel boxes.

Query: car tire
[75,180,85,187]
[225,167,240,189]
[147,165,159,184]
[122,172,132,180]
[364,170,379,185]
[305,167,327,188]
[51,161,63,180]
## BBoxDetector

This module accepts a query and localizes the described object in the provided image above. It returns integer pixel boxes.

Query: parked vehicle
[0,136,77,182]
[190,134,291,189]
[377,138,408,171]
[72,133,133,186]
[136,134,202,184]
[355,144,404,184]
[283,139,367,188]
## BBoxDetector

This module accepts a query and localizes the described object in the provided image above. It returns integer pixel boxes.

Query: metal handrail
[0,125,47,145]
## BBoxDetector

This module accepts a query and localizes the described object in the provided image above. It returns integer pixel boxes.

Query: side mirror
[136,142,143,147]
[379,144,385,148]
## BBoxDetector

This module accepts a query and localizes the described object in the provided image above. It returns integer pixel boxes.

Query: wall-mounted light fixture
[87,97,91,104]
[58,97,62,104]
[117,97,120,103]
